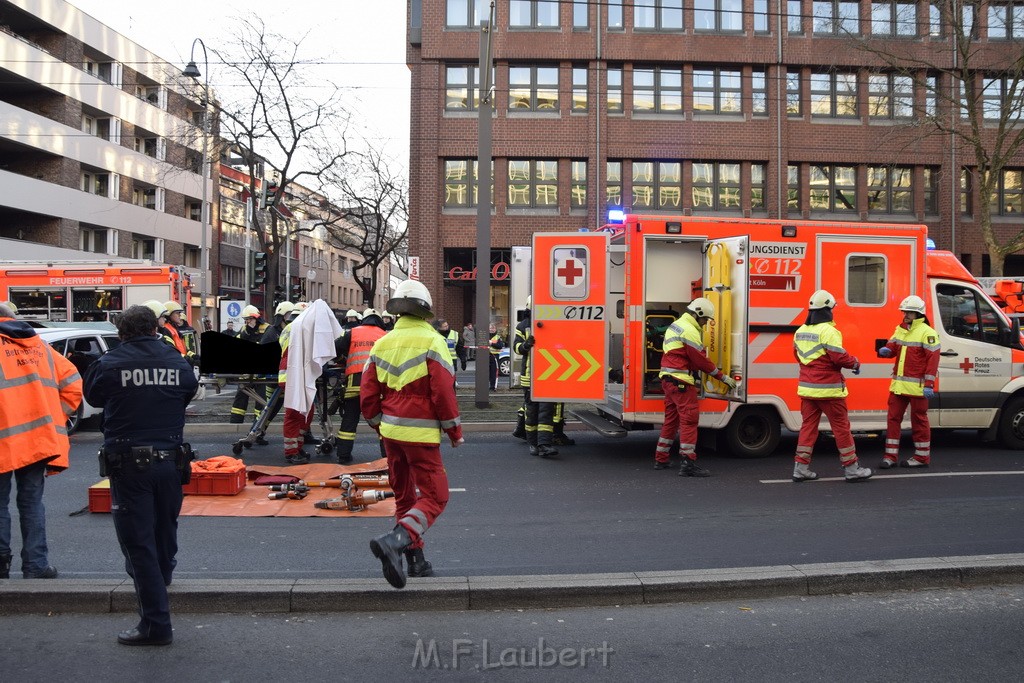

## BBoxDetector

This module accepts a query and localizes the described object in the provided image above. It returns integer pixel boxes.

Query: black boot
[537,444,559,458]
[511,412,526,440]
[678,458,711,477]
[370,525,412,589]
[552,426,575,446]
[405,547,434,578]
[0,554,10,580]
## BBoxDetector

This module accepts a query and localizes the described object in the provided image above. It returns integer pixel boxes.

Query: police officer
[83,305,198,646]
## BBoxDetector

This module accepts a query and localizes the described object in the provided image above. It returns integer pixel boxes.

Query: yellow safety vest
[277,322,293,384]
[888,318,940,397]
[658,312,704,386]
[443,329,459,362]
[794,322,849,398]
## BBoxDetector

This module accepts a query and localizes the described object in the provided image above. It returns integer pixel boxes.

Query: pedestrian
[333,308,387,464]
[362,280,463,589]
[514,309,559,457]
[877,295,940,469]
[0,303,82,581]
[792,290,872,483]
[223,321,238,337]
[488,323,505,391]
[82,305,197,646]
[654,298,737,476]
[229,305,270,424]
[463,322,475,363]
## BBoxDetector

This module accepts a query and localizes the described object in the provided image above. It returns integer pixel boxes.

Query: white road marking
[449,488,467,492]
[760,470,1024,484]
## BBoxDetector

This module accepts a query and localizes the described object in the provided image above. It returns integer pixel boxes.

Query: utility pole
[474,2,496,408]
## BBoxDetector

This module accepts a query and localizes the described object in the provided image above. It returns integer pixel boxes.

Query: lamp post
[183,39,210,330]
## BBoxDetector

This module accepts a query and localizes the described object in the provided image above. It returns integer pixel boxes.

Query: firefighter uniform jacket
[794,321,859,399]
[238,321,269,343]
[879,317,940,397]
[83,335,197,451]
[336,322,388,399]
[0,318,82,474]
[658,311,724,386]
[513,318,532,387]
[360,315,462,445]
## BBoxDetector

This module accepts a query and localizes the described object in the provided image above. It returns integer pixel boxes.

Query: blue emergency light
[607,209,625,223]
[926,237,936,250]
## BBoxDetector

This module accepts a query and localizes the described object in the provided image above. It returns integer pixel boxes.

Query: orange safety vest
[345,325,388,377]
[0,319,83,474]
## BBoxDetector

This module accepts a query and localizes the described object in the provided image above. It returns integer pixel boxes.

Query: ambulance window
[936,283,1007,344]
[550,247,590,301]
[847,255,886,305]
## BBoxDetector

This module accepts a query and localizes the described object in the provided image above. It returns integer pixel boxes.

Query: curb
[2,554,1022,615]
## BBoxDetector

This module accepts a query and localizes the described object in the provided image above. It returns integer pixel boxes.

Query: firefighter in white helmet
[654,297,737,477]
[792,290,872,482]
[159,301,197,365]
[876,294,940,469]
[361,279,463,589]
[343,308,362,331]
[228,305,270,424]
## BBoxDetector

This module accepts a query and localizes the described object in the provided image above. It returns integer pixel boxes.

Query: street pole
[475,3,495,408]
[183,39,210,330]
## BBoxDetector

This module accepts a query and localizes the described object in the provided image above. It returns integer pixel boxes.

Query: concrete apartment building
[0,0,210,306]
[407,0,1024,329]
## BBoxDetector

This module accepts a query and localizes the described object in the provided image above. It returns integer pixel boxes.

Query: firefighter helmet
[387,279,433,319]
[688,297,716,320]
[274,301,295,317]
[362,308,379,319]
[241,305,261,319]
[808,290,837,310]
[345,308,361,320]
[898,295,926,315]
[164,300,184,315]
[0,301,16,315]
[143,300,168,319]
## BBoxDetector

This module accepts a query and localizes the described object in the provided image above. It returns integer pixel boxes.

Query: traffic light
[258,182,279,210]
[252,251,268,287]
[290,282,304,302]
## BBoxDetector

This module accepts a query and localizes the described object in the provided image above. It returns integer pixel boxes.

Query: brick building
[407,0,1024,330]
[0,0,211,313]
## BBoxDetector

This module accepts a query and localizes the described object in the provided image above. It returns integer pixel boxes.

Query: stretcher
[702,241,732,394]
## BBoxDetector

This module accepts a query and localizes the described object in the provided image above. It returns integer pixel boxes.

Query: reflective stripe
[914,441,929,448]
[366,413,382,427]
[439,417,461,430]
[58,371,81,389]
[0,372,59,391]
[382,415,442,429]
[401,508,429,536]
[0,414,55,440]
[886,438,900,445]
[336,431,356,442]
[798,381,846,390]
[838,445,856,455]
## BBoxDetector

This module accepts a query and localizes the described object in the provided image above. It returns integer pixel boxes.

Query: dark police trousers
[111,458,182,638]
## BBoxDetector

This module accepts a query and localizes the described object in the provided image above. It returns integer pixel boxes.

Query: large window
[871,2,918,35]
[692,162,741,211]
[751,164,767,209]
[444,159,493,208]
[80,171,111,197]
[80,228,114,255]
[693,68,742,114]
[867,166,913,213]
[572,66,588,111]
[923,167,939,214]
[813,0,860,35]
[446,66,482,110]
[607,67,623,112]
[989,3,1024,39]
[573,0,589,28]
[847,255,886,305]
[694,0,741,31]
[810,72,858,117]
[634,67,683,113]
[868,74,914,119]
[608,0,624,28]
[936,283,1006,345]
[635,0,684,30]
[509,66,559,111]
[809,165,857,212]
[633,161,683,210]
[607,161,623,207]
[571,161,588,209]
[982,76,1014,120]
[752,70,768,114]
[510,0,559,28]
[447,0,486,27]
[787,71,802,115]
[508,160,558,208]
[990,169,1023,216]
[788,0,804,33]
[753,0,769,31]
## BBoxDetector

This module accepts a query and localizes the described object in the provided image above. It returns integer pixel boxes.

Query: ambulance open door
[530,232,610,403]
[700,235,749,403]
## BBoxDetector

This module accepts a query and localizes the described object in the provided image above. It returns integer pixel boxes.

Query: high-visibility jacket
[794,321,859,398]
[238,321,269,343]
[441,329,459,362]
[277,322,294,384]
[658,311,723,386]
[0,318,83,475]
[338,323,388,399]
[513,318,533,387]
[360,315,462,445]
[879,317,940,396]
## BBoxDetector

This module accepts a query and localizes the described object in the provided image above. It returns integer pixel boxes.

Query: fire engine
[0,261,192,324]
[512,215,1024,457]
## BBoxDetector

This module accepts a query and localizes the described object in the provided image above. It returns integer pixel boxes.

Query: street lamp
[183,38,210,330]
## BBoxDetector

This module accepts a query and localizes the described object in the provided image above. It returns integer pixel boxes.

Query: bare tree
[853,0,1024,274]
[213,17,349,293]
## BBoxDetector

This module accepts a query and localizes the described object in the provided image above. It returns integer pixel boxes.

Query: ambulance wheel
[232,443,244,456]
[997,396,1024,450]
[720,407,780,458]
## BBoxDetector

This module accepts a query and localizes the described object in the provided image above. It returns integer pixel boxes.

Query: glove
[851,361,861,375]
[450,436,465,448]
[923,387,935,400]
[719,373,738,390]
[522,337,535,351]
[877,347,893,358]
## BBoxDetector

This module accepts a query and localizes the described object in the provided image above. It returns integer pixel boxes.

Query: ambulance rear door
[701,235,749,403]
[530,232,610,402]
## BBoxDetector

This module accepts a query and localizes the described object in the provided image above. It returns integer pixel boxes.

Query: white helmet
[808,289,837,310]
[688,297,716,320]
[142,299,168,319]
[274,301,295,317]
[898,295,926,315]
[362,308,379,319]
[241,305,261,319]
[387,279,433,319]
[346,308,361,319]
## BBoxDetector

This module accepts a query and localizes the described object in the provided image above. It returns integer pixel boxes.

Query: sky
[68,0,412,169]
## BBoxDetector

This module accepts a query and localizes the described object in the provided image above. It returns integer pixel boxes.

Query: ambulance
[516,215,1024,457]
[0,261,192,324]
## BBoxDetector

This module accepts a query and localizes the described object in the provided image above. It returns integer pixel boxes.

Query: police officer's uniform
[83,333,198,645]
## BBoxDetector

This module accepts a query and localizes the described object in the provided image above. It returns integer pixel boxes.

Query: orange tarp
[180,459,395,518]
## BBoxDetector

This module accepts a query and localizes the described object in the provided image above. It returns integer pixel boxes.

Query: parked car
[498,347,511,376]
[35,327,120,434]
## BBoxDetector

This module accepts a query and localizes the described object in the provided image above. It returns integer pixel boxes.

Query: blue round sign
[227,302,242,317]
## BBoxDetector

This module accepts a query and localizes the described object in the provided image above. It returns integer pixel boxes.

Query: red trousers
[383,439,449,550]
[656,379,699,463]
[796,397,857,467]
[885,393,931,464]
[282,403,314,457]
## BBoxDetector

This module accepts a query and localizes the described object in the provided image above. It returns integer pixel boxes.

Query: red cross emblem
[557,259,584,285]
[959,357,974,374]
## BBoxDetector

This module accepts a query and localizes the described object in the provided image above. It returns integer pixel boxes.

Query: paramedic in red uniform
[654,297,737,477]
[877,295,940,469]
[362,280,463,589]
[792,290,873,483]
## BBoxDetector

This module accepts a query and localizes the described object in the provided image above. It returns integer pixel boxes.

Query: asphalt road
[3,585,1022,681]
[30,426,1024,582]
